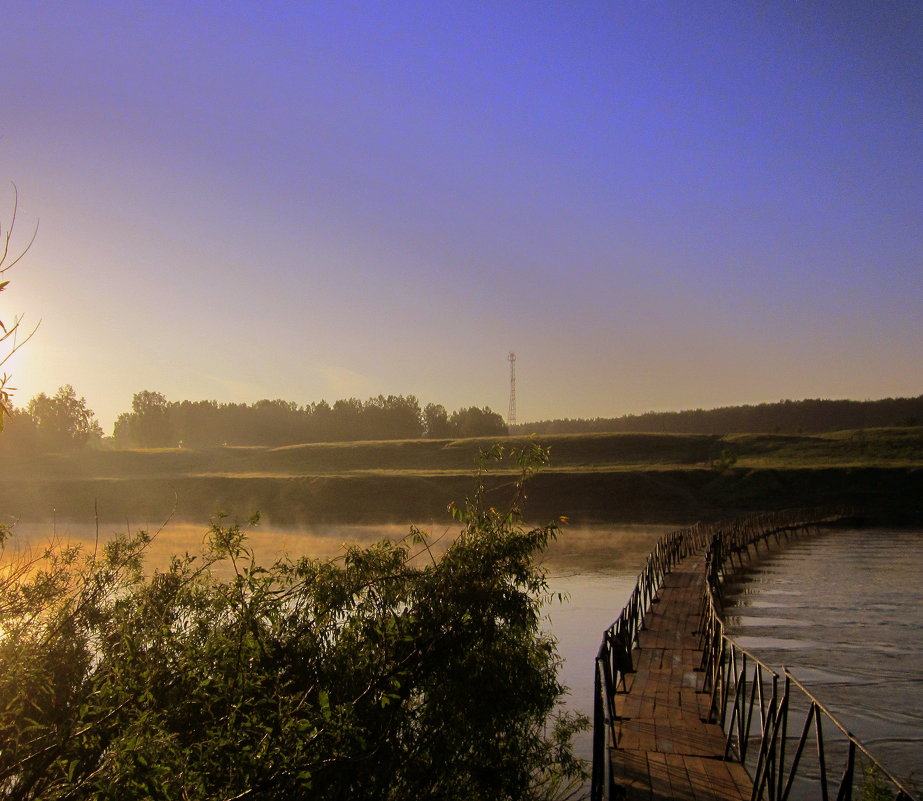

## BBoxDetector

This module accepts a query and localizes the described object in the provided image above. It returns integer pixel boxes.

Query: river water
[541,525,672,763]
[6,519,669,773]
[721,528,923,789]
[9,521,920,791]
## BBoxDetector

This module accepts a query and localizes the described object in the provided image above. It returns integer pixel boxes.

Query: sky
[0,1,921,433]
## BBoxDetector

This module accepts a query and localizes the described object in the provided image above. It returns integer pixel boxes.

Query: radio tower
[507,352,517,427]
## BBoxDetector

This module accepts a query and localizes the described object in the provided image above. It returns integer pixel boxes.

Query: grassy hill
[3,428,923,526]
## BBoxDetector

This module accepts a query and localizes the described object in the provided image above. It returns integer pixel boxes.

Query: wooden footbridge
[591,511,918,801]
[606,551,751,800]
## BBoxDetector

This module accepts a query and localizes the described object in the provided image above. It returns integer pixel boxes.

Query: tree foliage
[423,402,452,438]
[0,445,586,800]
[111,392,509,449]
[26,385,103,451]
[449,405,508,439]
[514,395,923,437]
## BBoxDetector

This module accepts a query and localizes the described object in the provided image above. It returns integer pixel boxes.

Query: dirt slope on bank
[3,429,922,525]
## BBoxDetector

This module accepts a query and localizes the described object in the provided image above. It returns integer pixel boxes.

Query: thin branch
[0,182,19,267]
[0,183,40,274]
[0,218,39,274]
[0,317,40,369]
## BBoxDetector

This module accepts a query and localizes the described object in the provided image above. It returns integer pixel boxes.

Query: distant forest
[511,395,923,437]
[2,389,508,451]
[6,389,923,453]
[109,393,508,448]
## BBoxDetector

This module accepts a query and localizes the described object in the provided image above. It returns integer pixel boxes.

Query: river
[6,519,670,770]
[8,520,920,792]
[721,527,923,789]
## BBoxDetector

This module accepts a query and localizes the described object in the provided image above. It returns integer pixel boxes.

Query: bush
[0,445,586,800]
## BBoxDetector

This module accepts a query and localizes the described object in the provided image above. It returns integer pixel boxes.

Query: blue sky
[1,1,921,431]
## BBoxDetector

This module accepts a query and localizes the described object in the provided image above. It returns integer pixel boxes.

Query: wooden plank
[609,552,753,801]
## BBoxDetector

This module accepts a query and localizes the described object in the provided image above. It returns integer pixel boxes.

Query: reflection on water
[723,528,923,786]
[6,519,669,576]
[5,520,434,571]
[543,524,673,765]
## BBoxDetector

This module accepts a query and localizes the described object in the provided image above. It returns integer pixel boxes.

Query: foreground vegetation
[0,446,586,800]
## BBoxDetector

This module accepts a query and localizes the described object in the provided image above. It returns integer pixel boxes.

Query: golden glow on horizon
[0,4,918,431]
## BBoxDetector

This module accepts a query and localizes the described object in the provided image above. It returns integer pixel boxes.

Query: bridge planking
[610,552,753,801]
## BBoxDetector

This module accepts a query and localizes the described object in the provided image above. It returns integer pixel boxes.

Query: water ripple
[723,528,923,784]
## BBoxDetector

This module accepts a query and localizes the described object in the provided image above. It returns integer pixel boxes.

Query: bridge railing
[592,507,918,801]
[591,521,711,800]
[592,511,825,799]
[700,511,918,801]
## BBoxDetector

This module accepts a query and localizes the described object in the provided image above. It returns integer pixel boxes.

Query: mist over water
[7,520,439,574]
[8,520,666,571]
[722,528,923,787]
[5,519,670,769]
[542,525,673,768]
[11,520,920,787]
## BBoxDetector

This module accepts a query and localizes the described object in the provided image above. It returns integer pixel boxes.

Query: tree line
[8,387,923,454]
[1,387,509,451]
[512,395,923,437]
[2,385,103,452]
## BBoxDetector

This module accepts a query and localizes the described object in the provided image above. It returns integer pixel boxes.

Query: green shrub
[0,445,586,800]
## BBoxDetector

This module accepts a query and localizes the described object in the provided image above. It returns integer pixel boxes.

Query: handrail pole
[726,650,746,760]
[741,660,760,763]
[776,674,790,801]
[835,740,855,801]
[779,700,815,801]
[753,691,779,801]
[815,704,829,801]
[723,644,739,731]
[739,652,749,758]
[591,657,604,801]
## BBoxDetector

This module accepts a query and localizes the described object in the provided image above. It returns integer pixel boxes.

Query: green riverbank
[3,428,923,526]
